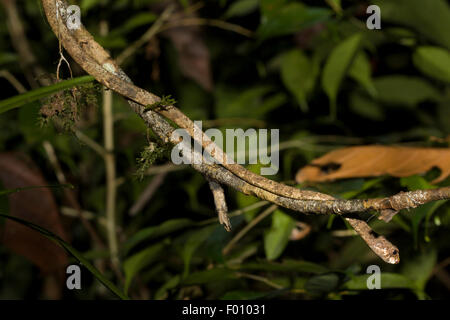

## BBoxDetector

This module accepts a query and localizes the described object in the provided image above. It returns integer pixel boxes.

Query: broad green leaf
[341,177,384,199]
[402,248,437,298]
[264,209,296,260]
[409,201,447,248]
[154,275,180,300]
[260,0,287,17]
[375,0,450,49]
[257,2,331,41]
[236,193,262,222]
[216,86,286,118]
[225,0,259,18]
[122,218,194,255]
[413,46,450,83]
[281,49,319,112]
[182,268,235,285]
[321,33,362,119]
[349,91,384,121]
[182,225,217,277]
[109,13,157,36]
[81,0,104,11]
[400,175,435,191]
[325,0,342,15]
[123,241,167,292]
[305,273,340,295]
[373,76,440,107]
[344,273,414,290]
[0,52,17,65]
[0,213,128,300]
[348,52,377,97]
[239,259,328,274]
[0,76,95,114]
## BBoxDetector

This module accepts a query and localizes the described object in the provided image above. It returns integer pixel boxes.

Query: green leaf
[373,76,440,107]
[225,0,259,18]
[154,275,180,300]
[349,91,384,121]
[122,218,194,255]
[344,273,415,290]
[321,33,362,119]
[413,46,450,83]
[400,175,435,191]
[348,52,377,97]
[257,2,331,41]
[239,259,328,274]
[182,267,235,285]
[109,12,157,37]
[305,273,340,295]
[325,0,342,15]
[375,0,450,50]
[0,52,18,65]
[410,201,447,248]
[264,209,296,260]
[123,241,167,293]
[402,248,437,298]
[0,76,95,115]
[280,49,319,112]
[182,225,217,277]
[216,86,286,118]
[0,213,128,300]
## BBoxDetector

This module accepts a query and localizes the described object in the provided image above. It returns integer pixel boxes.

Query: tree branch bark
[39,0,450,264]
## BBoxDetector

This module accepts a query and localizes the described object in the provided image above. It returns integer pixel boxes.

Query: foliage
[0,0,449,300]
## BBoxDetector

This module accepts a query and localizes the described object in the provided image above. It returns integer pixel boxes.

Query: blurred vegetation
[0,0,449,300]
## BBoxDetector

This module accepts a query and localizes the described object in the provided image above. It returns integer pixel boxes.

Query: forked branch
[40,0,450,264]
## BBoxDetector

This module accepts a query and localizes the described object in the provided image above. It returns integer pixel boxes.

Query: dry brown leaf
[296,146,450,184]
[0,152,68,274]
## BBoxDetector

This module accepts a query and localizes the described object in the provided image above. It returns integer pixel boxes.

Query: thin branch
[129,172,167,216]
[74,130,108,157]
[207,178,231,232]
[100,21,119,269]
[235,272,284,290]
[116,5,175,65]
[223,205,278,256]
[0,69,27,93]
[159,17,253,38]
[39,0,450,264]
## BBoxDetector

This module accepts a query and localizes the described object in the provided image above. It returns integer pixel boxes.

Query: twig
[235,272,284,290]
[159,17,253,38]
[129,172,167,216]
[207,178,231,232]
[42,141,106,250]
[145,163,188,175]
[39,0,450,264]
[74,130,108,157]
[100,20,120,269]
[223,205,278,256]
[0,69,27,93]
[116,5,175,65]
[1,0,50,88]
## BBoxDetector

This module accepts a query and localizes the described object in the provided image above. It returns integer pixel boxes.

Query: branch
[39,0,450,264]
